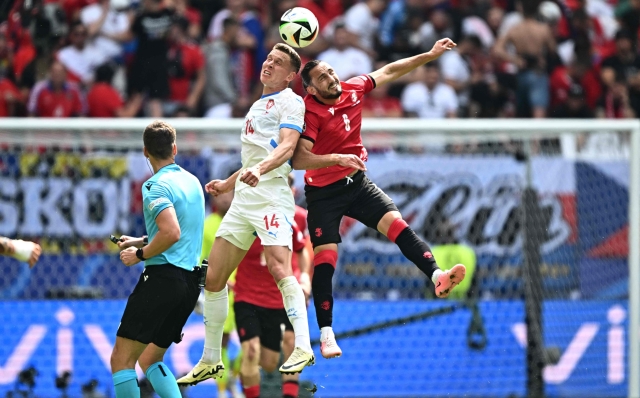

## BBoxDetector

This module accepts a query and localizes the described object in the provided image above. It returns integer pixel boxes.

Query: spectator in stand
[493,0,556,118]
[317,23,373,81]
[4,3,37,97]
[107,0,175,117]
[298,0,343,30]
[0,77,21,117]
[379,0,425,49]
[87,63,137,117]
[174,0,202,40]
[343,0,387,54]
[57,22,109,85]
[165,17,205,116]
[551,84,594,118]
[549,58,601,112]
[401,62,458,119]
[28,61,84,117]
[615,0,640,36]
[439,35,482,113]
[418,9,455,53]
[208,0,265,94]
[600,30,640,91]
[628,70,640,118]
[596,77,635,118]
[0,34,21,117]
[204,17,242,118]
[362,81,402,118]
[80,0,132,62]
[469,74,511,118]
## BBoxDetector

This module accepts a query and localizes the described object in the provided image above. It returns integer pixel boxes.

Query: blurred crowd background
[0,0,638,122]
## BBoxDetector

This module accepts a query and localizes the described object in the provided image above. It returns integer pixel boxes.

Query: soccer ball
[279,7,319,48]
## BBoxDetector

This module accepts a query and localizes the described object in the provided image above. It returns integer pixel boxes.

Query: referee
[111,121,205,398]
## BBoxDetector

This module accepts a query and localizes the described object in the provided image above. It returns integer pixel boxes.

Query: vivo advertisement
[0,300,628,397]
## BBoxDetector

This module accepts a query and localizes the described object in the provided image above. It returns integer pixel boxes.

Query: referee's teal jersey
[142,163,205,270]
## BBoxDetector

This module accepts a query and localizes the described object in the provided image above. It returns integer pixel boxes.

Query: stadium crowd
[0,0,638,121]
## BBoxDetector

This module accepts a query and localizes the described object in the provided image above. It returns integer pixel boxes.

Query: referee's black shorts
[117,264,200,349]
[304,170,398,248]
[234,301,292,352]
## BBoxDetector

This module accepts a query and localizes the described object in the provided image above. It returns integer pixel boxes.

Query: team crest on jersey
[264,99,275,114]
[328,107,334,115]
[351,91,357,102]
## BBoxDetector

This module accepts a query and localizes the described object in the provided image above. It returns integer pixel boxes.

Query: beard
[317,82,342,99]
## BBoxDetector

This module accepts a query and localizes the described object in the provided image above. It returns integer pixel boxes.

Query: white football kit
[216,88,305,250]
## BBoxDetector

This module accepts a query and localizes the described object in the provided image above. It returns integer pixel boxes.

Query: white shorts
[216,178,294,251]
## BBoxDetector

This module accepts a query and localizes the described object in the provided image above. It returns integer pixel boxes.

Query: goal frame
[0,117,638,397]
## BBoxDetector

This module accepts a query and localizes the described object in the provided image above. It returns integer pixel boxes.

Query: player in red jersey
[233,176,311,398]
[292,38,467,359]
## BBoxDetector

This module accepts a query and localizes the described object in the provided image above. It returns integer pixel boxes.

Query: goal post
[0,117,637,398]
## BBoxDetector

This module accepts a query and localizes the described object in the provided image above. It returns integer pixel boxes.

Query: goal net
[0,118,637,398]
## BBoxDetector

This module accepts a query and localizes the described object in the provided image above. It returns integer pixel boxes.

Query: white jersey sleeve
[237,88,305,191]
[278,93,305,133]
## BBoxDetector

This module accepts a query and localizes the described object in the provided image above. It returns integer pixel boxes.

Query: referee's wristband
[142,236,148,245]
[136,247,146,261]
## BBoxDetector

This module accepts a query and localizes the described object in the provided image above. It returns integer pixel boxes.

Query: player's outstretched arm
[291,138,366,171]
[205,169,242,196]
[239,127,300,187]
[0,236,41,268]
[369,38,456,87]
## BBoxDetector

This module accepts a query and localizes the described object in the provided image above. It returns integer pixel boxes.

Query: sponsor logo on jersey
[351,91,357,102]
[148,197,170,211]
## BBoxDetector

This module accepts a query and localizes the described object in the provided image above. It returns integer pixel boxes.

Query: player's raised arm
[240,127,300,187]
[291,139,366,171]
[369,38,457,87]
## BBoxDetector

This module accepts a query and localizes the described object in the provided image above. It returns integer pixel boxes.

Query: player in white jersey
[178,43,314,387]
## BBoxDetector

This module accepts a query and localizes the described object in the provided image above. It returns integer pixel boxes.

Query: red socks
[283,380,299,398]
[243,385,260,398]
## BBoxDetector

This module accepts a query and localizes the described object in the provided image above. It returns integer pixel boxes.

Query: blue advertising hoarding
[0,300,627,397]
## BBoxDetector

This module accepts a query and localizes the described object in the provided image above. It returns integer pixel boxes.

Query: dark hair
[222,16,238,30]
[301,59,321,88]
[95,63,115,83]
[173,16,189,33]
[520,0,539,18]
[143,121,176,160]
[273,43,302,74]
[462,34,482,49]
[424,61,439,69]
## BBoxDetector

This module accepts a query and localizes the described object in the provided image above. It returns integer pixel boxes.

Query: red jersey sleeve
[345,74,376,95]
[301,110,320,142]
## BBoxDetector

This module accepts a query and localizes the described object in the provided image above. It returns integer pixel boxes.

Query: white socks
[431,269,444,285]
[277,276,312,353]
[201,286,228,364]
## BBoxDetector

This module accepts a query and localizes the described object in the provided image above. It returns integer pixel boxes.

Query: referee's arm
[139,207,181,259]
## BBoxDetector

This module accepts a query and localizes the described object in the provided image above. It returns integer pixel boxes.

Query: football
[279,7,319,48]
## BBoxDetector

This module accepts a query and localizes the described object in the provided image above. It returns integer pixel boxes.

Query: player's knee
[377,211,403,235]
[110,346,134,372]
[242,339,260,365]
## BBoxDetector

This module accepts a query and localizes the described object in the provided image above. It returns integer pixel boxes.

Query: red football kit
[301,74,376,187]
[234,206,307,309]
